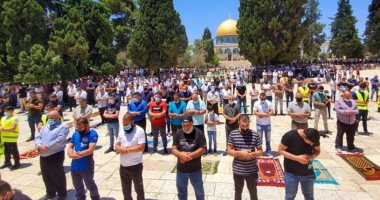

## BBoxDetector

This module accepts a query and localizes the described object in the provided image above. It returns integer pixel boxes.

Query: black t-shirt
[12,189,32,200]
[18,86,27,98]
[51,99,65,117]
[173,127,206,173]
[236,85,246,96]
[337,82,348,90]
[105,102,120,123]
[281,130,315,176]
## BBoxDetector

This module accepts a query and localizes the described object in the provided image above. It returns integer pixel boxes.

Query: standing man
[95,87,109,124]
[103,94,120,154]
[370,75,379,102]
[223,95,241,156]
[284,78,294,108]
[227,114,262,200]
[352,83,370,134]
[128,92,148,152]
[253,93,273,157]
[67,81,77,112]
[335,91,361,153]
[278,128,321,200]
[206,85,220,114]
[115,113,146,200]
[0,106,20,170]
[149,92,168,154]
[72,97,93,129]
[35,110,69,200]
[168,93,187,138]
[312,86,329,133]
[74,87,87,107]
[49,93,64,117]
[260,76,273,102]
[172,115,206,200]
[273,83,284,115]
[25,91,44,142]
[298,81,310,105]
[67,118,100,200]
[186,92,207,134]
[287,93,311,130]
[249,84,259,115]
[236,79,247,114]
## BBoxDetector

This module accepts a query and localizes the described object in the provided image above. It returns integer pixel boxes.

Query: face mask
[109,100,115,104]
[211,86,216,91]
[3,112,8,116]
[155,97,161,102]
[144,88,148,91]
[229,100,234,105]
[124,124,132,132]
[47,119,56,126]
[296,98,303,103]
[193,100,199,104]
[174,100,179,103]
[209,110,214,114]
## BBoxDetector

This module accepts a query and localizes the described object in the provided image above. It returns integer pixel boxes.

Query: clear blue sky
[173,0,372,44]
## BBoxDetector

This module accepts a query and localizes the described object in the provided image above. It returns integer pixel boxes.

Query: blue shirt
[128,99,148,122]
[186,100,206,126]
[70,129,98,171]
[168,101,186,126]
[35,123,69,157]
[370,78,379,90]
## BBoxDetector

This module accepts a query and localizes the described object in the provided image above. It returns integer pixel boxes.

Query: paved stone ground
[1,70,380,200]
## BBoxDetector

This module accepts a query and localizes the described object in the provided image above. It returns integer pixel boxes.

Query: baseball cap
[182,115,193,123]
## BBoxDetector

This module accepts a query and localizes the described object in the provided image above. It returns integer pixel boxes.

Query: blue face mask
[124,124,132,132]
[47,119,56,126]
[3,112,8,116]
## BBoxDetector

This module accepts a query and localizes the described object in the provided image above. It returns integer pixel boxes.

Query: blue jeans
[256,124,271,152]
[107,123,119,149]
[237,97,247,114]
[28,114,42,139]
[176,170,204,200]
[285,172,316,200]
[207,131,217,152]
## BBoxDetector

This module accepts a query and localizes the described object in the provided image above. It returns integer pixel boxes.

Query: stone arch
[233,48,240,54]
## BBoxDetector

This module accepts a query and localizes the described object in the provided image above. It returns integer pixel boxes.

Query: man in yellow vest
[0,106,20,170]
[378,90,380,112]
[37,103,64,132]
[298,81,310,103]
[353,83,370,134]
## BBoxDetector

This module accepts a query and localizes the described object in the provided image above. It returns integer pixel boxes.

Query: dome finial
[228,13,231,19]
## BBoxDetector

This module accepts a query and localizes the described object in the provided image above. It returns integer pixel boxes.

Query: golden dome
[216,19,238,37]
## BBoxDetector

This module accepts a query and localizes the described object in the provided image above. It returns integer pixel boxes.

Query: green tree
[177,45,194,67]
[127,0,188,69]
[0,0,46,82]
[103,0,137,51]
[15,44,62,84]
[330,0,363,58]
[202,28,215,65]
[364,0,380,56]
[238,0,308,65]
[48,7,89,80]
[302,0,326,59]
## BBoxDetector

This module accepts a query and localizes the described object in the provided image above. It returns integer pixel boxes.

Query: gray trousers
[314,108,328,131]
[71,158,100,200]
[152,125,167,148]
[274,96,284,113]
[291,120,309,130]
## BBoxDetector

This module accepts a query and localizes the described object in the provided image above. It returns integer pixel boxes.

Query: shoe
[26,137,34,142]
[266,152,274,158]
[0,163,11,169]
[153,147,158,152]
[208,149,212,154]
[335,148,342,153]
[213,150,217,154]
[163,148,169,155]
[348,148,363,154]
[10,164,21,171]
[223,151,228,156]
[280,113,285,115]
[104,148,114,154]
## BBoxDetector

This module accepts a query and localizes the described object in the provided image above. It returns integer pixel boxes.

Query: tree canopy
[364,0,380,56]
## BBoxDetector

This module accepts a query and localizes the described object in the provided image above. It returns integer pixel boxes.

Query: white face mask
[229,100,234,105]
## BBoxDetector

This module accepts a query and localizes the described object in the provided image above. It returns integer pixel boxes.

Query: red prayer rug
[257,157,285,187]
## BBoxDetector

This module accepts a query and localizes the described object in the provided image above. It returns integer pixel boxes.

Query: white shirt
[96,92,109,108]
[67,85,77,97]
[253,100,272,125]
[117,81,125,91]
[249,88,259,100]
[221,88,232,99]
[118,125,146,167]
[75,90,87,105]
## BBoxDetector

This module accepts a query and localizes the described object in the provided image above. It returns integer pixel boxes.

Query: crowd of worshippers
[0,62,379,199]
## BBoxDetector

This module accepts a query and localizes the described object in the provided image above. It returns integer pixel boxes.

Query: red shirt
[149,101,167,126]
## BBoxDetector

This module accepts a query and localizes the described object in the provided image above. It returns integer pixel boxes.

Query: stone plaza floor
[1,70,380,200]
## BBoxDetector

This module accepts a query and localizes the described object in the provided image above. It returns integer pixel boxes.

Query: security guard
[353,83,370,134]
[38,103,64,132]
[298,81,310,103]
[0,106,20,170]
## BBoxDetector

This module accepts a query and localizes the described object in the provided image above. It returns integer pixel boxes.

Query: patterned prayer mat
[147,136,171,148]
[257,157,285,187]
[338,154,380,181]
[312,160,339,185]
[171,160,220,175]
[20,149,39,160]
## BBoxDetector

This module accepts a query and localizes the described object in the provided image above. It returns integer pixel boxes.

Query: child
[205,106,219,154]
[324,90,332,119]
[0,106,20,170]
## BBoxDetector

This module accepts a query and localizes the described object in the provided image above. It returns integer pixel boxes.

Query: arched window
[233,48,240,54]
[225,48,231,54]
[218,48,224,54]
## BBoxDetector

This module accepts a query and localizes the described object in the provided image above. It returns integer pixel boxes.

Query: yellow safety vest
[0,116,19,143]
[0,140,3,158]
[41,114,64,125]
[298,87,310,102]
[355,91,369,110]
[377,91,380,107]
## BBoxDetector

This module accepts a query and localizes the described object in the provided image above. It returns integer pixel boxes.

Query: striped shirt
[228,129,262,175]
